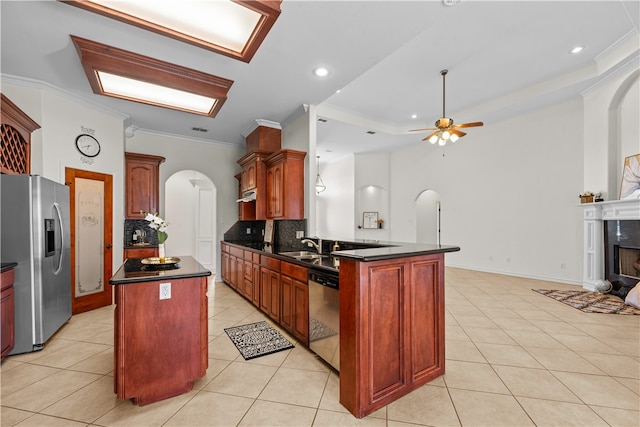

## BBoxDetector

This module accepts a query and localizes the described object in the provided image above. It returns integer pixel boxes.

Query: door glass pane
[75,177,104,296]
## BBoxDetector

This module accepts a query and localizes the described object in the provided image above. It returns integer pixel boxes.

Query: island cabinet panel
[339,253,445,418]
[114,276,208,406]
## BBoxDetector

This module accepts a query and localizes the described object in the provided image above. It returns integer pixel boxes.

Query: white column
[581,204,603,291]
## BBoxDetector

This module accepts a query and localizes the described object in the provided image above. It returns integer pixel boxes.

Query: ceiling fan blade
[455,121,484,128]
[410,127,438,132]
[421,130,439,141]
[450,129,466,138]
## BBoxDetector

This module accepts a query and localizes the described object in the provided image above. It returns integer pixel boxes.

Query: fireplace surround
[580,199,640,291]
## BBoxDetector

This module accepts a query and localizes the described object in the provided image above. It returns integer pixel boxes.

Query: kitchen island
[109,256,210,406]
[221,238,459,418]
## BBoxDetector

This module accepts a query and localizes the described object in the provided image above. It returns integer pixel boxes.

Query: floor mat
[533,289,640,315]
[224,321,294,360]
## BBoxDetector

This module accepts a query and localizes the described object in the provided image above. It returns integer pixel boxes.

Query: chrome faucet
[301,237,322,254]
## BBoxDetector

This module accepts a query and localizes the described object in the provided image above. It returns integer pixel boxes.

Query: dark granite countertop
[1,262,17,272]
[224,239,460,274]
[110,255,211,285]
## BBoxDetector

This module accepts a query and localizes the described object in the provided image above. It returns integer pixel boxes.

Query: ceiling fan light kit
[412,69,483,146]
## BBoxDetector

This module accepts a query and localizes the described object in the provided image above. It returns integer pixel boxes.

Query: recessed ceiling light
[335,89,341,94]
[313,67,330,77]
[570,45,584,54]
[411,114,418,119]
[61,0,282,63]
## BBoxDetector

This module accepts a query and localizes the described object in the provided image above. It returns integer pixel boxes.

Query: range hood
[236,189,257,203]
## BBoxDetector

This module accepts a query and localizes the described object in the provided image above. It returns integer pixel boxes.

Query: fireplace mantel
[580,199,640,290]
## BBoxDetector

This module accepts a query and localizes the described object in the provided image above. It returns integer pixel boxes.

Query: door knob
[106,244,112,249]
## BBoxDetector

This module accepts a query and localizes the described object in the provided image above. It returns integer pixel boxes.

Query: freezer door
[33,176,72,345]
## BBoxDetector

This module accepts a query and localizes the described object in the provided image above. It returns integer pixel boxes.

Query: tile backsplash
[223,219,307,249]
[124,219,159,247]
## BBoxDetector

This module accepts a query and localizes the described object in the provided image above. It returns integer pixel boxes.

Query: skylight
[72,35,233,117]
[61,0,282,62]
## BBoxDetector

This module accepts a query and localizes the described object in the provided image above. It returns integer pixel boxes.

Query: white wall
[316,154,355,239]
[2,80,127,267]
[583,65,640,199]
[390,99,584,283]
[354,153,390,241]
[282,107,314,234]
[125,131,243,273]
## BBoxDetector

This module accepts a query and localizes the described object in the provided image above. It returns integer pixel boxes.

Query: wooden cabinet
[220,244,231,284]
[113,274,208,406]
[242,251,261,304]
[245,125,281,153]
[125,152,165,219]
[280,261,309,344]
[1,94,39,175]
[235,146,306,221]
[221,243,309,345]
[265,149,306,220]
[123,247,157,260]
[260,256,281,322]
[1,267,15,360]
[240,161,258,192]
[237,151,270,220]
[251,261,261,307]
[339,253,446,418]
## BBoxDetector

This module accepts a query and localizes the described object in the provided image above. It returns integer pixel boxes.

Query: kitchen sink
[278,251,325,260]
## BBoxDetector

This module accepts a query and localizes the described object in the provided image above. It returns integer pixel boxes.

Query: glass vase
[158,243,166,263]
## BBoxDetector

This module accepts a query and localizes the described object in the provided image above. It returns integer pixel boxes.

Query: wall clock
[75,134,101,158]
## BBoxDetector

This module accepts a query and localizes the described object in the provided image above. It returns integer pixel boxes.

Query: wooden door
[65,168,113,314]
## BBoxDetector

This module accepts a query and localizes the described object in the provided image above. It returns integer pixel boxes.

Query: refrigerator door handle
[53,202,65,275]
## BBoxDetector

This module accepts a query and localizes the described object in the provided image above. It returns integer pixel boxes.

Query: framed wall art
[363,212,378,229]
[620,154,640,200]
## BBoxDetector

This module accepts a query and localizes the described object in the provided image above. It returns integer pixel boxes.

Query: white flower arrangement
[141,211,168,243]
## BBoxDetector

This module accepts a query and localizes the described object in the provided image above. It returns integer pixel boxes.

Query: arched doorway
[415,189,441,245]
[165,170,216,272]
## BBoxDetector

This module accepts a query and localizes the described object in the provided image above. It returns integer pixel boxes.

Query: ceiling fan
[411,69,483,145]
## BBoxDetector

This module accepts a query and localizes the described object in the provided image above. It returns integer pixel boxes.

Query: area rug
[533,289,640,315]
[309,318,337,341]
[224,321,294,360]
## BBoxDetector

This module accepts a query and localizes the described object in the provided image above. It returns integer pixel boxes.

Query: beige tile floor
[2,267,639,426]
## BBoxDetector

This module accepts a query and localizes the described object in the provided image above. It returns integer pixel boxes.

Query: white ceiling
[1,1,638,163]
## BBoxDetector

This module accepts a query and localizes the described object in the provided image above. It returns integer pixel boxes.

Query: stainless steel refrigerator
[1,175,72,355]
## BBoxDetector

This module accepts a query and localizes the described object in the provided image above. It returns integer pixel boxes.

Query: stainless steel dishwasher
[308,269,340,371]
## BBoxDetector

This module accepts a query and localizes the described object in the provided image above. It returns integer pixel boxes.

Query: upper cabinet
[1,94,40,175]
[235,125,306,220]
[125,152,165,219]
[265,149,306,220]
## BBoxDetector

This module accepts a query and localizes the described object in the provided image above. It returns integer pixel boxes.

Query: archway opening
[415,189,441,245]
[165,170,216,272]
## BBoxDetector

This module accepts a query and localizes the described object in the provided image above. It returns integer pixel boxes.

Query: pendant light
[315,156,326,194]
